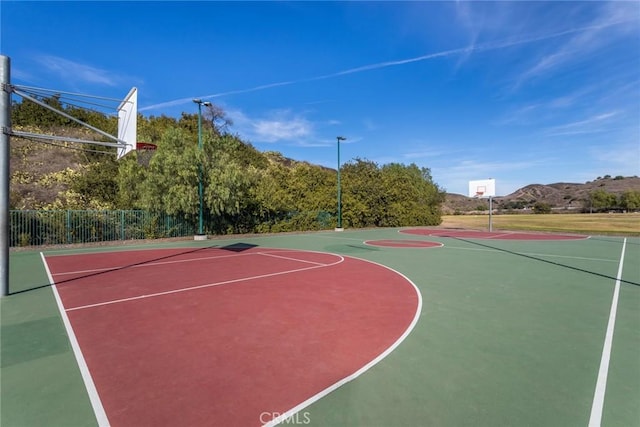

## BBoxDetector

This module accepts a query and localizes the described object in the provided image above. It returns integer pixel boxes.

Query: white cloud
[141,14,616,114]
[432,157,551,195]
[513,2,639,88]
[494,103,542,126]
[362,118,378,131]
[403,149,445,160]
[35,55,119,86]
[254,118,311,142]
[589,141,640,175]
[227,108,314,144]
[545,111,619,136]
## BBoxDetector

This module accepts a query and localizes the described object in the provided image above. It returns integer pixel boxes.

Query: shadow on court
[454,237,639,287]
[10,243,251,296]
[220,243,258,252]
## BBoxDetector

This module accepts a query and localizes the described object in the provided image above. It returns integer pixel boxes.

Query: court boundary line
[588,238,627,427]
[64,252,344,312]
[257,251,329,266]
[363,239,444,248]
[263,255,423,427]
[39,252,110,427]
[398,228,590,241]
[485,232,515,239]
[444,245,619,263]
[51,250,264,276]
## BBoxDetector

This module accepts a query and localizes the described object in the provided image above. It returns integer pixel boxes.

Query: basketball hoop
[136,142,157,167]
[475,191,484,198]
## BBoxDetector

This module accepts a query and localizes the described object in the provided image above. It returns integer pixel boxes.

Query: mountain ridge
[443,176,640,213]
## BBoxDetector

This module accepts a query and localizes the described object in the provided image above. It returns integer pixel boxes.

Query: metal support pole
[197,102,203,236]
[489,196,493,232]
[193,99,210,240]
[1,55,11,296]
[335,136,346,231]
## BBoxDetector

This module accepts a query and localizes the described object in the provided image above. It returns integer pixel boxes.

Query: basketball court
[3,227,638,427]
[1,70,638,426]
[41,245,420,426]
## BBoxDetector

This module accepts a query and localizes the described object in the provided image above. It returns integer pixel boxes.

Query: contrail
[139,20,631,113]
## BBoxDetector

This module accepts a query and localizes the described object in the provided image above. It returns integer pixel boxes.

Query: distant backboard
[117,87,137,159]
[468,179,496,198]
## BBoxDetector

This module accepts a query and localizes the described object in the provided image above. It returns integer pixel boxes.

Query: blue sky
[2,1,639,195]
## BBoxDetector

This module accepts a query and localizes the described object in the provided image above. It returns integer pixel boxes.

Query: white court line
[257,251,330,266]
[40,253,110,427]
[519,252,618,263]
[52,250,260,276]
[65,254,344,312]
[263,255,423,427]
[588,238,627,427]
[485,232,515,239]
[444,245,617,263]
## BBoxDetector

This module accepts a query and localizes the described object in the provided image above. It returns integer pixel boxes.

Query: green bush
[533,202,552,214]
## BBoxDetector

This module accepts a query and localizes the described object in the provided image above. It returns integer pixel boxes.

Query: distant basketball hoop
[475,185,486,198]
[468,179,497,232]
[136,142,157,167]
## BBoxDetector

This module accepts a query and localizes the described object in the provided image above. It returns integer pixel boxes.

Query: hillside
[443,176,640,213]
[11,131,639,214]
[10,128,91,209]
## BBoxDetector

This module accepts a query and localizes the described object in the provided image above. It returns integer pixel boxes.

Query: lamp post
[336,136,346,231]
[193,98,211,240]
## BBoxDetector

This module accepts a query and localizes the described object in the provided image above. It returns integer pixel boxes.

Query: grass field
[441,213,640,236]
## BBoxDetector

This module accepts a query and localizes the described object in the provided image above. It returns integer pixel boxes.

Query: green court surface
[2,228,639,426]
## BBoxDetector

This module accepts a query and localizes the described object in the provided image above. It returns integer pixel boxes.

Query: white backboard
[468,179,496,198]
[117,87,137,159]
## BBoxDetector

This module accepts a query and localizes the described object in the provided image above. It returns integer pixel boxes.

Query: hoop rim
[136,142,157,151]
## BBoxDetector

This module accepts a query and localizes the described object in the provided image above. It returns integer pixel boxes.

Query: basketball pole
[335,136,346,231]
[1,55,11,297]
[193,99,210,240]
[489,196,493,232]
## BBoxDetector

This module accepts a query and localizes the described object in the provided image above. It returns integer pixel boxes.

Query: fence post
[66,210,71,244]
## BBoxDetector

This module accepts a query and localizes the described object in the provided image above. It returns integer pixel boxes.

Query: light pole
[336,136,346,231]
[193,98,211,240]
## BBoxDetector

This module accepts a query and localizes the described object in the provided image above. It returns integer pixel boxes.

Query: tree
[204,103,234,135]
[253,157,343,232]
[533,202,552,214]
[619,190,640,211]
[203,134,260,220]
[586,189,617,212]
[140,127,199,216]
[70,155,119,208]
[253,162,295,227]
[338,160,444,228]
[138,114,180,144]
[133,127,263,234]
[116,153,148,209]
[12,96,66,128]
[379,163,444,226]
[341,159,385,227]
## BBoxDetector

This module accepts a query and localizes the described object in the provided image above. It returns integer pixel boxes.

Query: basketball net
[136,142,157,167]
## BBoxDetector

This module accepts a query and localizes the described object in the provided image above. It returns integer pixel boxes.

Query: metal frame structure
[0,54,136,296]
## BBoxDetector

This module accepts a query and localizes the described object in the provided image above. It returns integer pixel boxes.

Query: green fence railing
[9,209,337,247]
[10,210,198,247]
